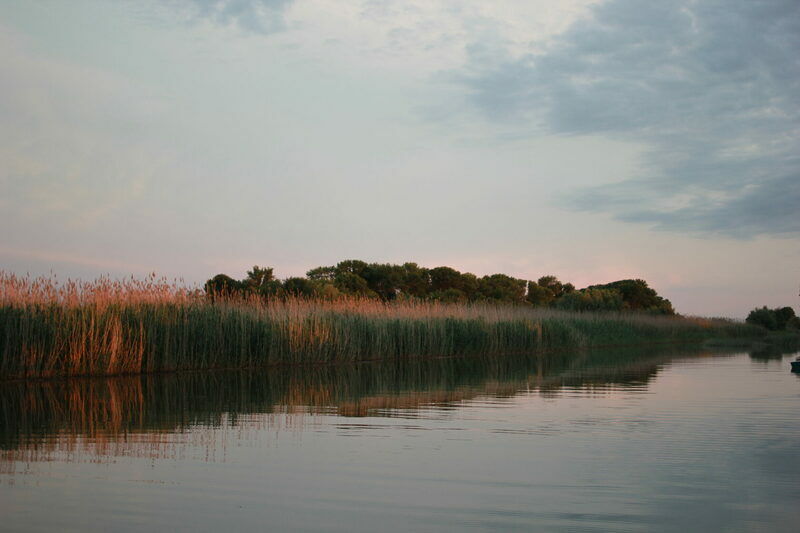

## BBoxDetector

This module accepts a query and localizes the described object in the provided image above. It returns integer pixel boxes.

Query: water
[1,346,799,532]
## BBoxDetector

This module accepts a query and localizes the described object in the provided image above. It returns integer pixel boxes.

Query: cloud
[582,172,800,238]
[180,0,293,33]
[457,0,800,237]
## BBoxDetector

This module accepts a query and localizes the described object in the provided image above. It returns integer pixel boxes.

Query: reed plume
[0,272,763,379]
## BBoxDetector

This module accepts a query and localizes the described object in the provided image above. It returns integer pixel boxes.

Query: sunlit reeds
[0,272,764,379]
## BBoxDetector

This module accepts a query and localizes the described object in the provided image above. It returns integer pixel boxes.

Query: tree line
[745,306,799,331]
[204,260,676,314]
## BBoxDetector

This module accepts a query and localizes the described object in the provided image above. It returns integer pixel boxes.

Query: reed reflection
[1,346,714,467]
[748,336,800,362]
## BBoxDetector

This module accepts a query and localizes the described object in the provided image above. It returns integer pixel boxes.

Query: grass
[0,271,765,379]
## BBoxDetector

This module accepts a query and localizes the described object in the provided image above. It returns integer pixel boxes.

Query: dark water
[1,346,799,532]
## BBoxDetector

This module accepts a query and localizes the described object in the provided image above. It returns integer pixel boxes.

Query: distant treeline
[746,306,799,331]
[205,260,676,314]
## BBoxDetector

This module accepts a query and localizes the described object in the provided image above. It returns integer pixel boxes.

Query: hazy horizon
[2,0,798,318]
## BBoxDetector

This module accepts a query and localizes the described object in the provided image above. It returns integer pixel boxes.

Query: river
[1,345,798,532]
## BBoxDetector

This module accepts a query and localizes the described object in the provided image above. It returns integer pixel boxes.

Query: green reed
[0,297,764,379]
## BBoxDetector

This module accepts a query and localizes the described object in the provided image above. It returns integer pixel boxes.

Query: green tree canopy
[537,275,574,299]
[244,266,274,290]
[586,279,674,314]
[746,306,797,331]
[203,260,677,315]
[555,288,624,312]
[399,263,430,297]
[283,277,315,297]
[204,274,243,296]
[478,274,526,303]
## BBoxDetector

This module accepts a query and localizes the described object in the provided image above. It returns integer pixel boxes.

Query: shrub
[746,306,797,331]
[555,288,624,312]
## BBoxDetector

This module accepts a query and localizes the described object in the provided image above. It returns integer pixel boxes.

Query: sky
[1,0,798,317]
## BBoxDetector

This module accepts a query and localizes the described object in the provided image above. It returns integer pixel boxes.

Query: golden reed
[0,272,763,379]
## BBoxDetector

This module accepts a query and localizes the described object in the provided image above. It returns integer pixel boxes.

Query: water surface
[1,346,799,532]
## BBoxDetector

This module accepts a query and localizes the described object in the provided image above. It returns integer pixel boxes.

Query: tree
[203,261,679,315]
[283,277,315,297]
[429,266,464,293]
[334,271,376,297]
[555,288,624,311]
[316,283,341,300]
[527,281,555,306]
[460,273,480,300]
[204,274,243,297]
[361,263,405,300]
[746,306,797,331]
[775,307,797,330]
[537,275,561,297]
[746,306,779,330]
[429,288,468,303]
[306,266,336,282]
[478,274,526,303]
[399,263,430,298]
[335,260,369,278]
[204,266,281,299]
[244,266,274,290]
[586,279,674,315]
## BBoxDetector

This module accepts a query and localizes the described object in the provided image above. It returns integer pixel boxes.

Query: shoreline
[0,337,737,384]
[0,309,776,384]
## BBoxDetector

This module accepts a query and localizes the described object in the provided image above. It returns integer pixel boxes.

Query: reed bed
[0,272,764,379]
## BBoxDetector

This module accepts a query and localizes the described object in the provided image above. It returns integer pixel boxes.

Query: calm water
[1,346,799,532]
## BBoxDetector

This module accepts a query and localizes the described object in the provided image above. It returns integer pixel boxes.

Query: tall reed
[0,272,764,379]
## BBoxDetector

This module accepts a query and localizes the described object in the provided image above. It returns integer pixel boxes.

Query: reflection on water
[1,346,683,462]
[1,345,799,532]
[748,338,800,362]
